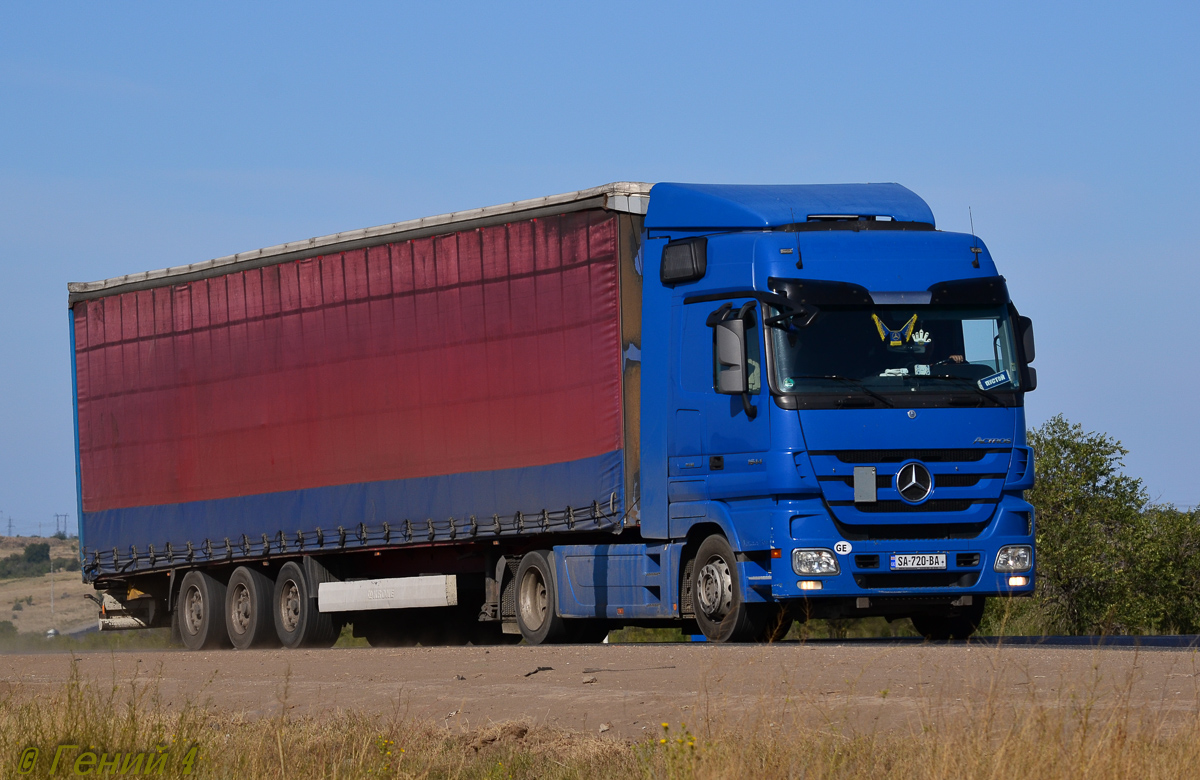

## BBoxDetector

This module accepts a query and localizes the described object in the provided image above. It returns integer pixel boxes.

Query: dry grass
[2,651,1200,779]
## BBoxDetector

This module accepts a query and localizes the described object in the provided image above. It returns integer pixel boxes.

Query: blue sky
[1,3,1197,534]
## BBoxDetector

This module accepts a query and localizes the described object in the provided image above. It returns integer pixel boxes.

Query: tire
[910,598,986,640]
[225,566,280,650]
[515,550,567,645]
[691,535,767,642]
[176,569,231,651]
[758,603,794,643]
[273,561,339,649]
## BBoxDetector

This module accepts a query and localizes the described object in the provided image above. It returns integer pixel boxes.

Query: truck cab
[637,183,1036,640]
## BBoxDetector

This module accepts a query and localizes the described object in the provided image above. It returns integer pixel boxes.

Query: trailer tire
[691,534,767,642]
[910,598,986,641]
[226,566,279,650]
[274,561,339,649]
[176,570,231,651]
[515,550,567,645]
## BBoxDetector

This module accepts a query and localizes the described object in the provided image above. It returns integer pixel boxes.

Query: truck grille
[810,447,1011,540]
[854,572,980,588]
[833,517,990,541]
[821,473,1000,489]
[828,499,987,513]
[817,448,1006,464]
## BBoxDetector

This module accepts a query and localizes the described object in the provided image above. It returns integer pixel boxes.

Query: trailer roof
[644,182,935,230]
[68,181,652,303]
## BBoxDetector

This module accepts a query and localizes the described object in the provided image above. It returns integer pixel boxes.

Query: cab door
[671,296,771,508]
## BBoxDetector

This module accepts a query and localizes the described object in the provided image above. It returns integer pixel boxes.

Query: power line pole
[54,513,68,535]
[5,517,11,537]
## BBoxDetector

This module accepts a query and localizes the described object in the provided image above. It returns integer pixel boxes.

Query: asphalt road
[4,639,1199,738]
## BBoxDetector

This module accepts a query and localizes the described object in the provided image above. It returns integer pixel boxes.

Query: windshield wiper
[920,375,1007,406]
[764,304,819,330]
[787,375,895,408]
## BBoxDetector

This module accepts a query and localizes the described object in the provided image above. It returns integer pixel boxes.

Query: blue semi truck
[69,181,1036,647]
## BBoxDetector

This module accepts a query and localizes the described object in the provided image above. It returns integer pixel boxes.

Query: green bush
[984,414,1200,636]
[53,555,81,572]
[23,542,49,564]
[0,544,79,580]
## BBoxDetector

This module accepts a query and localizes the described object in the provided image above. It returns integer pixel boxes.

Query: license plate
[889,553,947,570]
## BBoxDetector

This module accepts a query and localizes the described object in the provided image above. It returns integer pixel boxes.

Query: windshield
[767,304,1022,400]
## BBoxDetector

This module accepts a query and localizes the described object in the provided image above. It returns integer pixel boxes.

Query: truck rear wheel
[274,561,339,649]
[515,550,567,645]
[176,570,231,651]
[910,598,986,640]
[691,535,767,642]
[226,566,279,650]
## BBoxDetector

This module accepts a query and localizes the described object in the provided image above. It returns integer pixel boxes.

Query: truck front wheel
[910,598,986,640]
[176,570,231,651]
[273,561,339,649]
[691,535,767,642]
[226,566,280,650]
[515,550,567,645]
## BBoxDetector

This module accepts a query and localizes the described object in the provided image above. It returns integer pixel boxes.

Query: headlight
[994,545,1032,572]
[792,548,840,576]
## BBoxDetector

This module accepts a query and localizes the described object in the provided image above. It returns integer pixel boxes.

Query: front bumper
[765,495,1035,601]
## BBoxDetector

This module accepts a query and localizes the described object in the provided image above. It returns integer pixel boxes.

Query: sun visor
[646,183,936,230]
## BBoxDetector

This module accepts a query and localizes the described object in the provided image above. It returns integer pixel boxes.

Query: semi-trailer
[67,181,1037,648]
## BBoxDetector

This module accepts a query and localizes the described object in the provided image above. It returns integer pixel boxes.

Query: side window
[962,319,1001,371]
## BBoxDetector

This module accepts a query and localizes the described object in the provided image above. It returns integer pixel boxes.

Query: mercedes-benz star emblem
[897,462,933,503]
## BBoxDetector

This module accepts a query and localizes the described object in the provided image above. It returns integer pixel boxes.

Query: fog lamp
[994,545,1032,572]
[1008,576,1029,587]
[798,580,823,591]
[792,548,840,575]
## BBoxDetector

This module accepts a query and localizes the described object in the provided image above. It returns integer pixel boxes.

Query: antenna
[789,208,802,269]
[968,207,982,268]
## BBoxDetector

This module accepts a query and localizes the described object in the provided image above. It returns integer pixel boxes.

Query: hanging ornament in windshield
[871,313,918,347]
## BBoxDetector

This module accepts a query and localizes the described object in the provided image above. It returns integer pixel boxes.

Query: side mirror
[710,302,758,419]
[1018,316,1035,364]
[1022,366,1037,392]
[715,319,748,394]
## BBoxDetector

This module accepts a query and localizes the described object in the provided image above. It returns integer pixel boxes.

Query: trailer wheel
[273,561,339,649]
[691,535,767,642]
[910,598,986,641]
[515,550,567,645]
[176,570,231,651]
[225,566,280,650]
